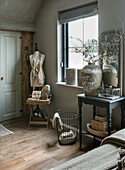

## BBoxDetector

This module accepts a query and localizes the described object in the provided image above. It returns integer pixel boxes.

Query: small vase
[66,68,76,85]
[102,61,117,87]
[77,69,82,86]
[81,63,102,96]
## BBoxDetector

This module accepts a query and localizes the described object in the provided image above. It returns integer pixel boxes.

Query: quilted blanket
[51,128,125,170]
[101,128,125,148]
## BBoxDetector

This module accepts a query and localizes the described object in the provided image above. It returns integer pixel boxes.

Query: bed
[50,128,125,170]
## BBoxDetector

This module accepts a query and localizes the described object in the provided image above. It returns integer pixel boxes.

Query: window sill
[56,82,83,89]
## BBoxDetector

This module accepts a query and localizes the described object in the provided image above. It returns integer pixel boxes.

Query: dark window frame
[61,14,98,82]
[61,23,69,82]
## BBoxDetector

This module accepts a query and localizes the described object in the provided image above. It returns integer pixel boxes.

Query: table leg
[93,105,96,141]
[78,99,82,150]
[29,105,33,126]
[45,105,50,128]
[121,101,125,128]
[107,105,112,136]
[93,105,96,119]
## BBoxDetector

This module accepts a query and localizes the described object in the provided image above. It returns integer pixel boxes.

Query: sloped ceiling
[0,0,44,31]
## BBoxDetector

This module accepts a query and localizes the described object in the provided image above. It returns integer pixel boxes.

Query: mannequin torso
[29,51,45,88]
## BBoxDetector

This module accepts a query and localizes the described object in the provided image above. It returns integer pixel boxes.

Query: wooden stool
[26,98,51,127]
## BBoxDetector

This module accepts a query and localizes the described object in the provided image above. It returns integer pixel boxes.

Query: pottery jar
[81,63,102,96]
[102,63,117,87]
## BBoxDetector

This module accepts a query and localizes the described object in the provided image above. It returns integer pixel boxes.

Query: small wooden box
[91,119,108,132]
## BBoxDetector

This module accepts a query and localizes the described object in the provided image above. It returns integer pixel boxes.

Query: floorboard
[0,118,100,170]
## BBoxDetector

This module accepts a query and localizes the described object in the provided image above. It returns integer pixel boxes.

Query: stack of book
[91,115,108,132]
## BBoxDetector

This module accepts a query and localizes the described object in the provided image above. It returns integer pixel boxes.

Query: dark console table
[78,94,125,150]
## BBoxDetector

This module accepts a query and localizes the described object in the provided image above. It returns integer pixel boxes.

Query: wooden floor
[0,118,100,170]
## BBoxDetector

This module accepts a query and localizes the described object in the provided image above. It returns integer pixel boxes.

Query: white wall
[34,0,125,130]
[98,0,125,33]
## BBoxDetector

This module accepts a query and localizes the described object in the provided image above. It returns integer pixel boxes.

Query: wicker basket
[56,110,79,145]
[87,123,116,138]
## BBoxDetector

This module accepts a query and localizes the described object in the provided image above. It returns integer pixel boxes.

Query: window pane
[68,19,84,69]
[68,15,98,69]
[84,15,98,43]
[69,19,83,47]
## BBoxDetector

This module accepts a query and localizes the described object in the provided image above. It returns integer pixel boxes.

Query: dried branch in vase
[70,27,123,65]
[70,37,99,63]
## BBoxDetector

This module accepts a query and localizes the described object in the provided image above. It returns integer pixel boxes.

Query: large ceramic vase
[81,63,102,96]
[102,62,117,87]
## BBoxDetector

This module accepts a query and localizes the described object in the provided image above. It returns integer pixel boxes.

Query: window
[58,3,98,84]
[68,15,98,69]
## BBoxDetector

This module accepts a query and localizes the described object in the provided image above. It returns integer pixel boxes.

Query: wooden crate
[91,119,108,132]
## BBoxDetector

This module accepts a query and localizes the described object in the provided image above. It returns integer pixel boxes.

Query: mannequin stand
[33,105,45,118]
[32,86,45,118]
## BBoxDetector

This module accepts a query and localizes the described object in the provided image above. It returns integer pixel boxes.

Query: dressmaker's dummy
[29,43,45,118]
[29,43,45,90]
